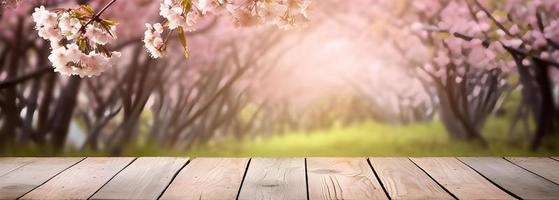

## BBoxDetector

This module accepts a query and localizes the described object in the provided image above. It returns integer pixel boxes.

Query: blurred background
[1,0,558,156]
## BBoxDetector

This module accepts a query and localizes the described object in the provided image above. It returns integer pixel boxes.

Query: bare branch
[0,67,53,90]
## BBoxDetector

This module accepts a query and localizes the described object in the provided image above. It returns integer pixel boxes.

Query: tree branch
[113,17,219,50]
[0,67,53,90]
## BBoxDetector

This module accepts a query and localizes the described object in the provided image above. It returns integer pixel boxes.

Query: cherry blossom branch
[468,1,559,68]
[466,1,491,40]
[94,0,118,17]
[536,12,559,49]
[432,27,559,69]
[472,0,512,37]
[79,0,118,33]
[33,2,123,77]
[423,25,491,47]
[501,44,559,68]
[113,17,219,50]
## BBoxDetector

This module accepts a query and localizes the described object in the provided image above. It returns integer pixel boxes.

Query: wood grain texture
[369,157,453,199]
[159,158,250,200]
[307,158,387,200]
[238,158,306,200]
[0,158,36,176]
[0,157,83,199]
[411,157,514,200]
[460,157,559,199]
[506,157,559,184]
[90,157,188,200]
[20,157,134,200]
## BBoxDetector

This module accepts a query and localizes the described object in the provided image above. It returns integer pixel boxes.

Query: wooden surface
[0,158,36,176]
[90,157,188,200]
[20,157,134,200]
[0,157,83,199]
[411,157,513,200]
[238,158,306,200]
[505,157,559,184]
[460,157,559,200]
[369,157,453,199]
[160,158,249,200]
[2,157,559,199]
[307,158,387,200]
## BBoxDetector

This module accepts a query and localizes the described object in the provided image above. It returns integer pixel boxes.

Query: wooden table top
[1,157,558,199]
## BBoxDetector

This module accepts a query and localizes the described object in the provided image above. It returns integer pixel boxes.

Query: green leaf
[99,23,114,37]
[80,4,95,15]
[76,37,88,52]
[435,32,450,40]
[69,11,83,18]
[101,19,118,26]
[492,10,507,18]
[177,27,189,59]
[181,0,192,13]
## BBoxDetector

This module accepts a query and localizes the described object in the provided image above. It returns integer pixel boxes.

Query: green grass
[3,118,558,157]
[181,118,559,157]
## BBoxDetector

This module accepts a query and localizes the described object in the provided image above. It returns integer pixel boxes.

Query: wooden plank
[160,158,249,200]
[90,157,188,200]
[20,157,134,200]
[369,157,453,199]
[411,157,514,200]
[238,158,306,200]
[0,157,36,176]
[460,157,559,199]
[307,158,387,200]
[0,157,83,199]
[505,157,559,184]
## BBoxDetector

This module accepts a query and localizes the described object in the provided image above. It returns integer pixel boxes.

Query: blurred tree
[369,0,559,149]
[0,0,309,154]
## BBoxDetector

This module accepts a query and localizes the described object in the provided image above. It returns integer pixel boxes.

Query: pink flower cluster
[144,0,311,58]
[144,23,165,58]
[32,6,120,77]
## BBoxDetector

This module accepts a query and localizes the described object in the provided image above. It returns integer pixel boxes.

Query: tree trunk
[437,83,488,146]
[50,76,82,153]
[530,62,559,150]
